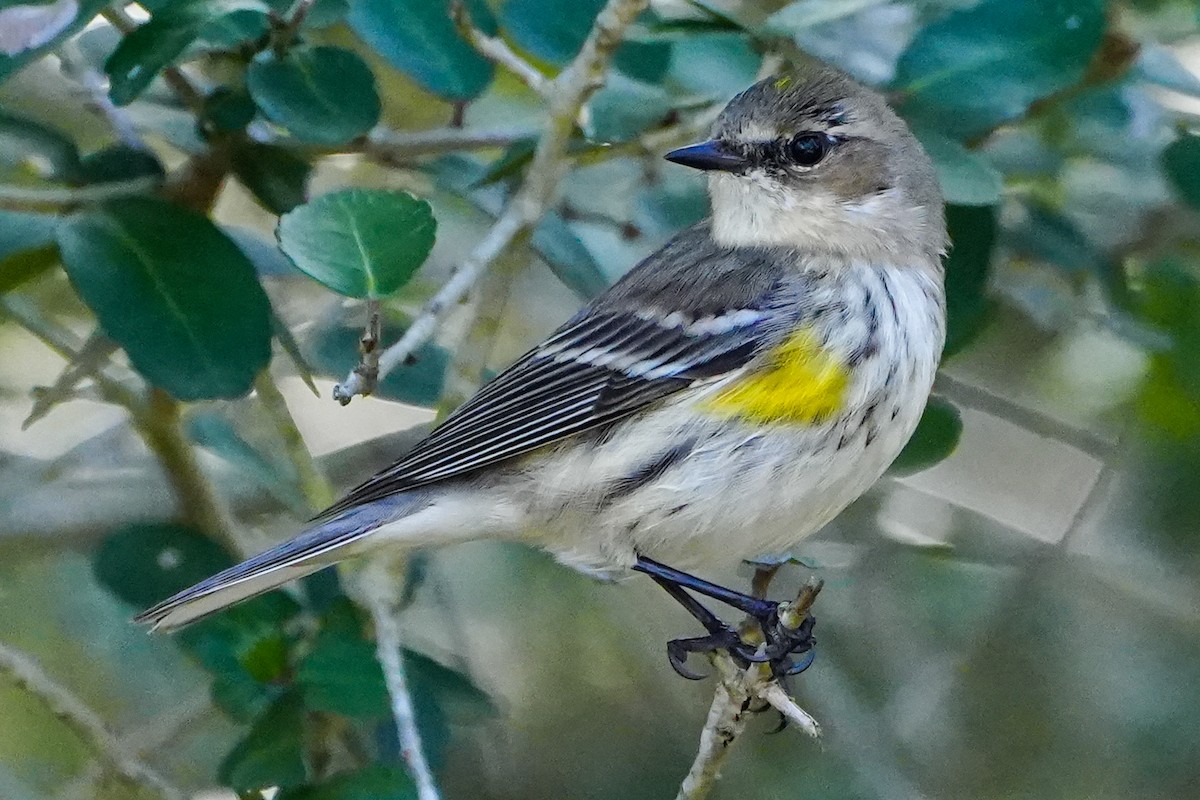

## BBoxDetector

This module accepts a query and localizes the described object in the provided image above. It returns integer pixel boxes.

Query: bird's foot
[664,606,817,681]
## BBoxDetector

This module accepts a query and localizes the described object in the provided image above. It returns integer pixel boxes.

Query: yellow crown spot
[703,328,848,425]
[773,75,793,91]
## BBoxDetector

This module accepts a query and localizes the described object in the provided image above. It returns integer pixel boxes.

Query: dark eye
[786,133,829,167]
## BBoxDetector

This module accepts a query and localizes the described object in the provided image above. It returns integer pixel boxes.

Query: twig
[332,298,382,404]
[359,567,442,800]
[0,641,183,800]
[0,175,161,205]
[333,0,651,403]
[254,370,335,510]
[934,372,1117,460]
[452,1,549,97]
[676,580,824,800]
[23,328,119,430]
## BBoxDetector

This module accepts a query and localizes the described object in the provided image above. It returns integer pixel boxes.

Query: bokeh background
[2,0,1200,798]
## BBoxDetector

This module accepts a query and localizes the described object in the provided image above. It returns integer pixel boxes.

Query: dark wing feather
[318,308,765,518]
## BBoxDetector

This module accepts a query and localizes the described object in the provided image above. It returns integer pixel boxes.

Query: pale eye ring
[786,133,830,167]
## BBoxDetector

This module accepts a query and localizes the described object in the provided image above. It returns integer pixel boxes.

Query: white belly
[517,264,945,576]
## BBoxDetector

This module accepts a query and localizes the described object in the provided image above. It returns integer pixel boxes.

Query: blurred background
[2,0,1200,798]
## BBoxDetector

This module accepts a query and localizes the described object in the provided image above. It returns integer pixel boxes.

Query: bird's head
[666,65,947,264]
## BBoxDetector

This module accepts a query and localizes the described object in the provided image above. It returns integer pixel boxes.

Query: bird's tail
[135,500,410,632]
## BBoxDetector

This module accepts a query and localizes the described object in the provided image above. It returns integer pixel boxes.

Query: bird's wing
[318,300,776,518]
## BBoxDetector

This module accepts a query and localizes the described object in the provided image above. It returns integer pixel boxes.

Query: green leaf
[231,141,312,215]
[348,0,494,100]
[219,692,308,792]
[93,523,233,608]
[201,87,258,134]
[56,197,273,400]
[74,144,165,184]
[187,410,306,510]
[942,204,997,358]
[893,0,1108,140]
[1006,203,1097,273]
[296,600,390,717]
[308,320,448,406]
[1162,133,1200,210]
[276,188,436,298]
[890,397,963,475]
[0,210,58,293]
[105,0,268,105]
[0,0,109,85]
[584,73,673,142]
[0,109,81,179]
[532,212,608,299]
[247,45,380,146]
[916,130,1002,207]
[278,765,417,800]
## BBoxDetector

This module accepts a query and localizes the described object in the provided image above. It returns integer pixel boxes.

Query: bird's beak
[664,140,748,173]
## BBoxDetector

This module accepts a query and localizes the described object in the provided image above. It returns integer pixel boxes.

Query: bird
[137,63,947,678]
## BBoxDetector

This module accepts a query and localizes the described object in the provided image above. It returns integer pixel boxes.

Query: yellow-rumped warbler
[138,64,946,677]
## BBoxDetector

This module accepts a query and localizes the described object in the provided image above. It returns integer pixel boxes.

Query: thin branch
[0,174,161,205]
[23,329,120,430]
[332,298,382,404]
[452,1,549,97]
[334,0,651,403]
[359,568,442,800]
[934,372,1117,460]
[254,370,335,510]
[0,641,183,800]
[676,580,823,800]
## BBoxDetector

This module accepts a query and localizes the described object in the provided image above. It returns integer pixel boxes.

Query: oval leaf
[893,0,1107,140]
[277,188,436,298]
[105,0,267,105]
[246,45,380,146]
[347,0,493,100]
[916,129,1002,207]
[943,204,997,358]
[56,198,273,399]
[890,397,963,475]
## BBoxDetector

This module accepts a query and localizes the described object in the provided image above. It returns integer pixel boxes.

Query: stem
[0,641,182,800]
[361,570,442,800]
[135,388,242,554]
[0,175,161,205]
[254,370,335,511]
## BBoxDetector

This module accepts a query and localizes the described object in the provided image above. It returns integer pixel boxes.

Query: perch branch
[0,641,182,800]
[676,580,824,800]
[333,0,650,403]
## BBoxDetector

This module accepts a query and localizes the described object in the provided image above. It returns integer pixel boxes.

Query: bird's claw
[663,608,817,681]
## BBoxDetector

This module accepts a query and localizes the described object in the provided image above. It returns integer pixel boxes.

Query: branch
[0,641,183,800]
[452,1,549,97]
[0,174,161,205]
[254,370,335,510]
[22,328,119,430]
[676,580,823,800]
[358,566,442,800]
[333,0,650,403]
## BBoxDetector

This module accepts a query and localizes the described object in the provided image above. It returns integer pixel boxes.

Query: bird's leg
[634,556,818,679]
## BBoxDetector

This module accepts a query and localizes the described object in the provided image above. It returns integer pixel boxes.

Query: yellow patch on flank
[773,75,793,91]
[703,328,849,424]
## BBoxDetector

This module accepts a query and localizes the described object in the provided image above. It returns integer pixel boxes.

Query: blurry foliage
[0,0,1199,798]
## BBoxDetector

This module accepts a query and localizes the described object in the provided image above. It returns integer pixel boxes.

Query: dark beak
[664,140,748,173]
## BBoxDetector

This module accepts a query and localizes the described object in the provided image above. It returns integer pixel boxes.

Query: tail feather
[135,507,383,632]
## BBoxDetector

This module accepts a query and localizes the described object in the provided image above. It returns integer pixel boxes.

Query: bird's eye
[786,133,830,167]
